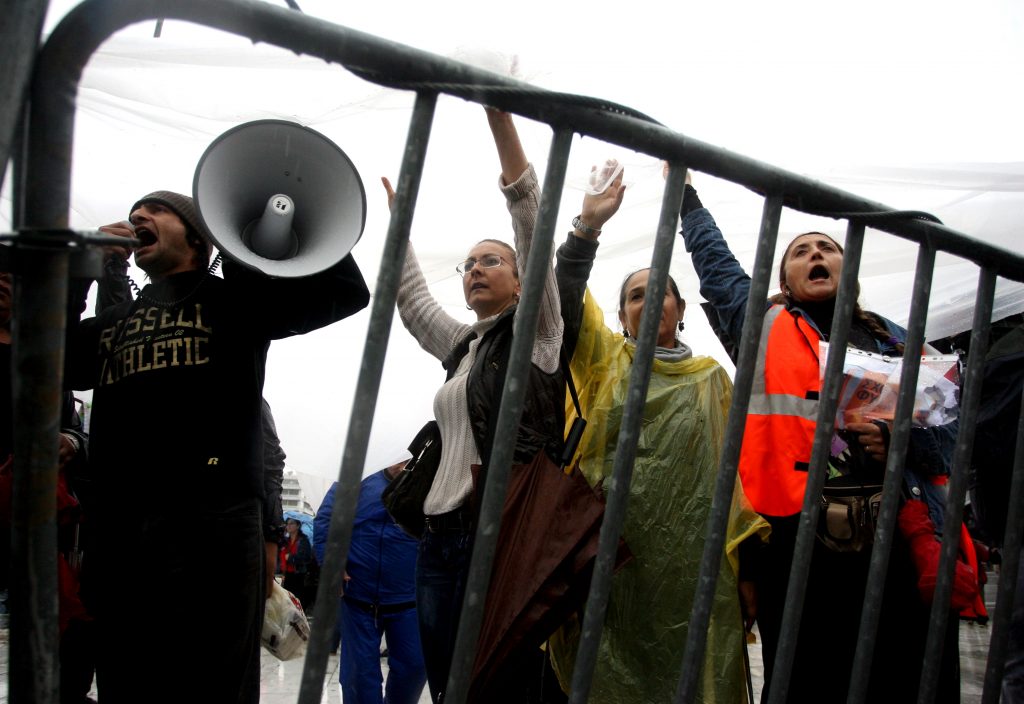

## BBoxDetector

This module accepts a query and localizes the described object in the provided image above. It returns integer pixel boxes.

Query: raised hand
[381,176,396,212]
[577,160,626,238]
[98,220,135,262]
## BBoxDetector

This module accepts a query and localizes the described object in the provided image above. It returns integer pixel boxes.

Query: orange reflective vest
[740,304,824,517]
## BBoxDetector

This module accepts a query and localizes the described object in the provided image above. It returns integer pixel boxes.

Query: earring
[677,320,685,332]
[466,304,473,311]
[622,329,630,338]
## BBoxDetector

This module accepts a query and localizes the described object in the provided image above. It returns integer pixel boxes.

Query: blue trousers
[415,529,473,704]
[339,598,426,704]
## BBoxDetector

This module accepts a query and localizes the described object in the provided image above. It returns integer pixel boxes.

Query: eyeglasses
[456,253,508,276]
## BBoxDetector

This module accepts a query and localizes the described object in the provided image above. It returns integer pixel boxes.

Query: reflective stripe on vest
[740,304,823,517]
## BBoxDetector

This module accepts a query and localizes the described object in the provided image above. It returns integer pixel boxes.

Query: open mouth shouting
[134,226,157,249]
[783,233,845,303]
[808,264,830,281]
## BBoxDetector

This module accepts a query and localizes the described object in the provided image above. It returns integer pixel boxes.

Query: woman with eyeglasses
[382,108,565,704]
[547,163,768,704]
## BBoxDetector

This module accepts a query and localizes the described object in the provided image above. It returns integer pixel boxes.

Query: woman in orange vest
[679,179,961,703]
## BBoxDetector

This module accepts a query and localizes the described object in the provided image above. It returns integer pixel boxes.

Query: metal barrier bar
[919,268,998,703]
[444,127,574,704]
[21,0,1024,282]
[9,246,69,704]
[0,0,48,194]
[674,193,784,703]
[847,244,937,703]
[767,221,866,704]
[9,1,1024,702]
[297,90,439,704]
[567,162,687,704]
[983,389,1024,703]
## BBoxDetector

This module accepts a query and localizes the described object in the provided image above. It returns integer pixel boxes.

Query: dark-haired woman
[279,518,313,610]
[384,108,566,704]
[548,165,768,703]
[679,181,960,702]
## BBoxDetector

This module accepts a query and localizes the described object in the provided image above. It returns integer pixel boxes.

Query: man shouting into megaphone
[64,190,369,703]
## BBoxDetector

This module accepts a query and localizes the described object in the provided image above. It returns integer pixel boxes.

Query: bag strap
[559,346,587,470]
[562,345,583,419]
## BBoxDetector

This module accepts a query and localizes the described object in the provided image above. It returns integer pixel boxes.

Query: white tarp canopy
[5,0,1022,482]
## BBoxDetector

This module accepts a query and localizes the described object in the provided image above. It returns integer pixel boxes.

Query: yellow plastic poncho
[549,289,770,704]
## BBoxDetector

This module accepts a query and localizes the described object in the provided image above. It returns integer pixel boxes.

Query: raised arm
[382,177,472,362]
[678,184,754,346]
[225,253,370,340]
[95,220,134,313]
[487,110,563,369]
[556,160,626,356]
[486,108,529,188]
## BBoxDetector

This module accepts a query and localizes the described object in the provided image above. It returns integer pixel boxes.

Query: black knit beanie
[130,191,213,259]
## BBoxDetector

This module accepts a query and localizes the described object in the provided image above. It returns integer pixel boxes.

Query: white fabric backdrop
[3,0,1021,483]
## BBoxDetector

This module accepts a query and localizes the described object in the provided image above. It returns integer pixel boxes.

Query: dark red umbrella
[468,452,630,701]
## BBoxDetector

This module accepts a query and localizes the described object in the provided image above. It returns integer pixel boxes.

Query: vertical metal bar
[767,220,866,704]
[15,5,75,702]
[918,268,997,703]
[444,126,574,704]
[10,246,70,704]
[568,163,687,704]
[674,193,784,703]
[847,244,936,703]
[982,389,1024,703]
[0,0,49,193]
[297,90,438,704]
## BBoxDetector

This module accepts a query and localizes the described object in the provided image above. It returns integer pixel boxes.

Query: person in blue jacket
[314,449,426,704]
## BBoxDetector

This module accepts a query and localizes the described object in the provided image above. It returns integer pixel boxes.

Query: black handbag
[381,420,442,538]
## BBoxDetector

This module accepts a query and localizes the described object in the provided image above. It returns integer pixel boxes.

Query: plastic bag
[261,581,310,661]
[820,342,959,428]
[567,158,626,195]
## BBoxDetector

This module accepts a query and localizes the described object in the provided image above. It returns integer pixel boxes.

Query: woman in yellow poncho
[549,164,769,703]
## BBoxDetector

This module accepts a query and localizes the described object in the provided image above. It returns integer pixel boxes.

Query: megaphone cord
[123,253,223,309]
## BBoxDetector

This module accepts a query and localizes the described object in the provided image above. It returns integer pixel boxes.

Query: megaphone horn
[193,120,366,278]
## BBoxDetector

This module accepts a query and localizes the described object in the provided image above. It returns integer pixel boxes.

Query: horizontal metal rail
[25,0,1024,281]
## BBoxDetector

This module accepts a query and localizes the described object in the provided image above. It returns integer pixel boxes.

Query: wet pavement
[0,570,1005,702]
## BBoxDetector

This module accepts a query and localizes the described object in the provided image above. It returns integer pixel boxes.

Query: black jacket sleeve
[261,399,286,543]
[555,233,600,358]
[223,253,370,339]
[96,256,133,313]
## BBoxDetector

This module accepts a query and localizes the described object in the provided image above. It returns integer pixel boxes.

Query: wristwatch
[572,215,601,236]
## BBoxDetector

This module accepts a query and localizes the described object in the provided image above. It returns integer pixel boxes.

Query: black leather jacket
[443,307,565,467]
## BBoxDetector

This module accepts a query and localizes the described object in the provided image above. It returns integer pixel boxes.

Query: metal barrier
[4,0,1023,702]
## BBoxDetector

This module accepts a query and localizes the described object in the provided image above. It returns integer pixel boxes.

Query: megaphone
[193,119,366,278]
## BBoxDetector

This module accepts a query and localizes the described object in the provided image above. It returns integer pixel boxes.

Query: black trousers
[88,500,264,704]
[756,514,960,704]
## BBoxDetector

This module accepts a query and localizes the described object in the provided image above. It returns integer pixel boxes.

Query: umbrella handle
[741,610,755,704]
